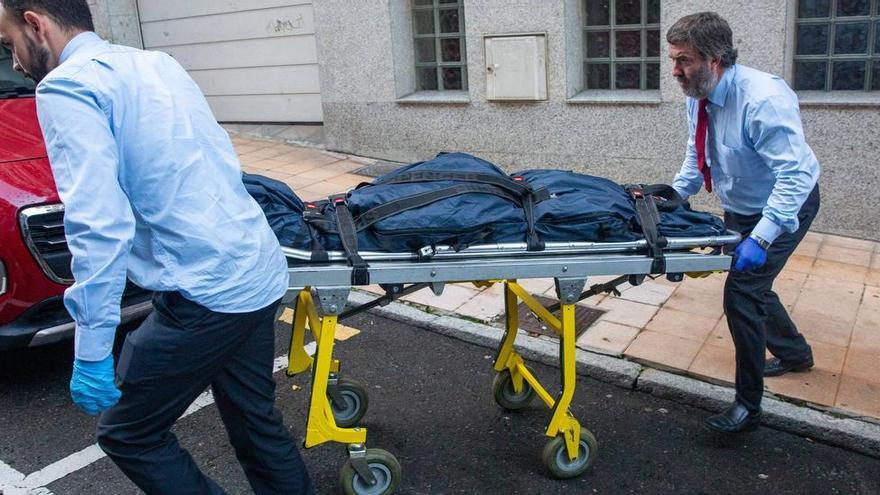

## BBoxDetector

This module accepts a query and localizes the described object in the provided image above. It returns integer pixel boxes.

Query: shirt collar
[707,64,736,107]
[59,31,103,65]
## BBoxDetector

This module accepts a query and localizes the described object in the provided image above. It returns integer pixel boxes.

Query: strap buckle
[351,267,370,286]
[417,245,437,260]
[302,201,324,221]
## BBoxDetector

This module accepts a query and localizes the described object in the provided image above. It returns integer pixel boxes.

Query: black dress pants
[96,291,314,495]
[723,185,820,413]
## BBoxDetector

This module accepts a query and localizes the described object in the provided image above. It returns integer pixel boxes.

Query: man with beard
[667,12,821,434]
[0,1,314,492]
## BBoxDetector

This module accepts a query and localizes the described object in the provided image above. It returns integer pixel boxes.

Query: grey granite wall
[314,0,880,240]
[88,0,142,47]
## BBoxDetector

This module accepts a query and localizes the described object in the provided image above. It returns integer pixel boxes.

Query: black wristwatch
[749,234,771,250]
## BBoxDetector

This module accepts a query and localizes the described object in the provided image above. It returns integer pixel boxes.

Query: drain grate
[512,294,605,339]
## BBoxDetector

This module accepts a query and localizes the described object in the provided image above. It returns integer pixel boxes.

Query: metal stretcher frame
[282,235,738,493]
[282,233,741,263]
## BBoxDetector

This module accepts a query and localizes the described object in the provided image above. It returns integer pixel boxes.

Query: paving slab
[688,343,735,385]
[576,320,640,356]
[644,307,719,342]
[625,331,703,372]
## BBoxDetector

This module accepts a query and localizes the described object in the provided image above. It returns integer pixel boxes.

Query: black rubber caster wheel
[340,448,401,495]
[492,369,536,411]
[329,378,369,428]
[542,429,598,479]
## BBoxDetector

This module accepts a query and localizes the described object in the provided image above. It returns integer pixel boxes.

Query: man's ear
[21,10,45,38]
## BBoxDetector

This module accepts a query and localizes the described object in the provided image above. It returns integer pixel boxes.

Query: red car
[0,46,151,351]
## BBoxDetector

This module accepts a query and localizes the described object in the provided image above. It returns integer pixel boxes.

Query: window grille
[583,0,661,90]
[794,0,879,91]
[413,0,468,91]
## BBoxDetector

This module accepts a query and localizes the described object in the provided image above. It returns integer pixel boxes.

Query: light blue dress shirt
[36,32,288,361]
[673,64,821,244]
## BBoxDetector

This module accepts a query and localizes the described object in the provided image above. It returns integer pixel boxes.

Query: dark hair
[0,0,94,32]
[666,12,738,67]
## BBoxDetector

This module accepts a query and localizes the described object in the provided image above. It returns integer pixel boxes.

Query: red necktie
[695,98,713,193]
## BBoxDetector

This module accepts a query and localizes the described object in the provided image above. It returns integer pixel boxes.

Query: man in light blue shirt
[668,12,820,434]
[0,1,313,492]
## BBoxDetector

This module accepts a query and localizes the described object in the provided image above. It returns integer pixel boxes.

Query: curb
[346,291,880,459]
[636,369,880,457]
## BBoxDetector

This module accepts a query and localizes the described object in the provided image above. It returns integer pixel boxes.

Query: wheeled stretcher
[280,232,739,494]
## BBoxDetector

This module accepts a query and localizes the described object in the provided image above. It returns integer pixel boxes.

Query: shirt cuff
[672,186,690,203]
[74,325,117,361]
[752,216,784,244]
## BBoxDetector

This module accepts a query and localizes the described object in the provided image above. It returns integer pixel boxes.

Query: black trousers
[723,185,820,413]
[97,291,314,495]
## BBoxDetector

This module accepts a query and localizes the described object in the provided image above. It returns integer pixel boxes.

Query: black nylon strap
[522,192,544,251]
[642,204,667,273]
[379,171,536,199]
[638,184,684,212]
[353,183,523,232]
[331,195,370,285]
[628,186,668,274]
[306,224,329,263]
[302,201,330,262]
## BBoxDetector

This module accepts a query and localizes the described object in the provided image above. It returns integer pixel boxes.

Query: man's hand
[70,356,121,415]
[733,237,768,272]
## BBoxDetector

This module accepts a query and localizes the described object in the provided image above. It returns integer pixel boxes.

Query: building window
[583,0,661,90]
[794,0,879,91]
[413,0,467,91]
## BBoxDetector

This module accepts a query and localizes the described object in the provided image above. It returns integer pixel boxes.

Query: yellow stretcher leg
[286,289,340,377]
[545,302,582,461]
[493,281,521,374]
[492,280,586,463]
[496,282,562,404]
[507,282,562,334]
[304,312,367,448]
[287,289,313,375]
[494,282,557,407]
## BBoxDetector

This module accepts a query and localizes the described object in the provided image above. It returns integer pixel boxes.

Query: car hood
[0,155,58,208]
[0,97,48,164]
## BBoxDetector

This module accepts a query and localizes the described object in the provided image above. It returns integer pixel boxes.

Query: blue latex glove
[733,237,768,272]
[70,356,121,415]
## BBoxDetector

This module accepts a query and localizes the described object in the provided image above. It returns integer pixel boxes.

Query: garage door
[137,0,322,123]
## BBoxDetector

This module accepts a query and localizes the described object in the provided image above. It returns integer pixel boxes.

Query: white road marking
[0,459,26,486]
[0,343,316,493]
[16,445,104,491]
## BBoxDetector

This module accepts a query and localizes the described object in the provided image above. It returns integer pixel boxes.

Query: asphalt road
[1,309,878,494]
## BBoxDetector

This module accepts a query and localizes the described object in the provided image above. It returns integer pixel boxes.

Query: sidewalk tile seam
[832,310,864,406]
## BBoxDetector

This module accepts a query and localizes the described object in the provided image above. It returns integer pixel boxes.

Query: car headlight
[0,259,7,296]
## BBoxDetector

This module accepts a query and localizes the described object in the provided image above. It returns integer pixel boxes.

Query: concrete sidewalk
[230,134,880,424]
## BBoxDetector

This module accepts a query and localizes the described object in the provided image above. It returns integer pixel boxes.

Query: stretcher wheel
[340,448,401,495]
[492,369,536,411]
[542,429,598,479]
[330,378,369,428]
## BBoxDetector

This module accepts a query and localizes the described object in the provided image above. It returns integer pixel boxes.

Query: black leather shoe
[705,402,761,434]
[764,356,814,377]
